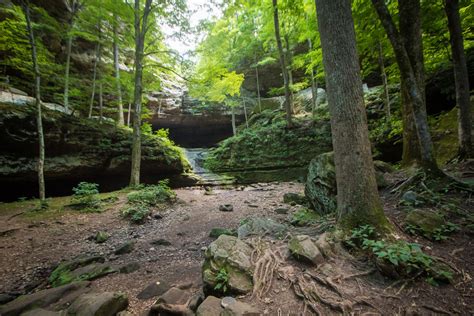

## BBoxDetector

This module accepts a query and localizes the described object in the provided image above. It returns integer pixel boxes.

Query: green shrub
[121,204,151,224]
[126,180,176,206]
[214,267,230,293]
[71,182,100,211]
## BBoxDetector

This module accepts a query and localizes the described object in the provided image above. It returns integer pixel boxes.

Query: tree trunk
[272,0,292,128]
[130,0,153,186]
[231,106,237,136]
[243,97,248,128]
[315,0,390,233]
[377,41,390,123]
[98,23,103,124]
[254,53,261,112]
[63,33,73,110]
[308,38,318,116]
[284,34,293,87]
[88,42,99,118]
[22,0,46,202]
[372,0,439,173]
[127,101,131,127]
[113,13,124,126]
[445,0,472,158]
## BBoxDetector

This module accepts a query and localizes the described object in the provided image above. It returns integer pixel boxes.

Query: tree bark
[272,0,292,128]
[97,22,103,124]
[22,0,46,202]
[308,38,318,116]
[231,106,237,136]
[254,53,261,112]
[130,0,153,186]
[88,42,99,118]
[377,41,391,123]
[445,0,472,158]
[113,13,124,126]
[315,0,391,233]
[63,33,73,110]
[372,0,439,173]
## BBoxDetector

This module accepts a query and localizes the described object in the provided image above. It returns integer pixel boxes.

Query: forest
[0,0,473,315]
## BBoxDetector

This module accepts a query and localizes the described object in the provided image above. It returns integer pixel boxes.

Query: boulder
[237,217,287,239]
[0,282,91,316]
[202,235,253,295]
[314,233,332,257]
[114,241,135,255]
[67,292,128,316]
[283,193,307,206]
[304,152,337,214]
[305,152,388,214]
[221,299,260,316]
[94,231,109,243]
[405,209,444,236]
[288,235,324,266]
[118,262,140,274]
[196,296,223,316]
[219,204,234,212]
[137,280,171,300]
[155,287,189,305]
[49,256,116,287]
[20,308,67,316]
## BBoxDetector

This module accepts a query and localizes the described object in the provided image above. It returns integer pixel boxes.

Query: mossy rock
[49,256,116,287]
[209,228,237,238]
[304,152,337,214]
[290,208,320,227]
[405,209,445,236]
[202,235,253,295]
[95,231,109,244]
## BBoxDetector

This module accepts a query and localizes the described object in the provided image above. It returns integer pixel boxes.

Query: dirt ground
[0,180,473,315]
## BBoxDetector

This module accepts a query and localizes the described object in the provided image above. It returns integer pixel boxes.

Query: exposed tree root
[252,243,283,299]
[422,304,450,315]
[341,269,376,281]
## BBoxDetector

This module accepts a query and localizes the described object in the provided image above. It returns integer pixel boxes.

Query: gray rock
[114,241,135,255]
[401,190,418,204]
[237,217,287,239]
[283,193,307,206]
[67,292,128,316]
[274,207,289,214]
[304,152,337,214]
[0,282,91,316]
[0,293,17,305]
[219,204,234,212]
[188,293,204,311]
[314,233,332,257]
[202,235,253,295]
[20,308,67,316]
[221,299,260,316]
[196,296,223,316]
[137,280,171,300]
[95,231,109,244]
[118,262,140,274]
[405,209,445,236]
[289,235,324,266]
[209,228,237,238]
[155,287,188,305]
[150,238,172,246]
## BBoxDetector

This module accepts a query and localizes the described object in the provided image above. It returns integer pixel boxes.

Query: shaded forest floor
[0,173,473,315]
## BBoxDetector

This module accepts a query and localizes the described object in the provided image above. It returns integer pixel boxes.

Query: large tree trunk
[445,0,472,159]
[113,13,125,126]
[130,0,153,186]
[272,0,292,128]
[399,0,425,166]
[22,0,46,202]
[97,23,103,124]
[372,0,439,173]
[315,0,390,233]
[231,106,237,136]
[88,43,99,118]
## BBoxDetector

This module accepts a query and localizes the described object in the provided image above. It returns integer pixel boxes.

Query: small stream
[182,148,233,185]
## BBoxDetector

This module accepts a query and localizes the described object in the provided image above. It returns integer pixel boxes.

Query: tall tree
[372,0,440,173]
[21,0,46,202]
[445,0,472,159]
[113,10,125,126]
[62,0,81,111]
[129,0,153,186]
[315,0,391,232]
[272,0,292,128]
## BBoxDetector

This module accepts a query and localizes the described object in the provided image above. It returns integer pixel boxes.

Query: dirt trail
[0,181,473,315]
[0,182,303,314]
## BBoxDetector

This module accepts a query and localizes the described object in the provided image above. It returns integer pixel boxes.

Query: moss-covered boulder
[49,256,116,287]
[202,235,253,295]
[288,235,324,266]
[405,209,445,237]
[0,104,192,200]
[305,152,389,214]
[304,152,337,214]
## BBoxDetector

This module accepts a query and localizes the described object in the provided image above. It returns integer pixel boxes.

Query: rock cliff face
[0,104,192,201]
